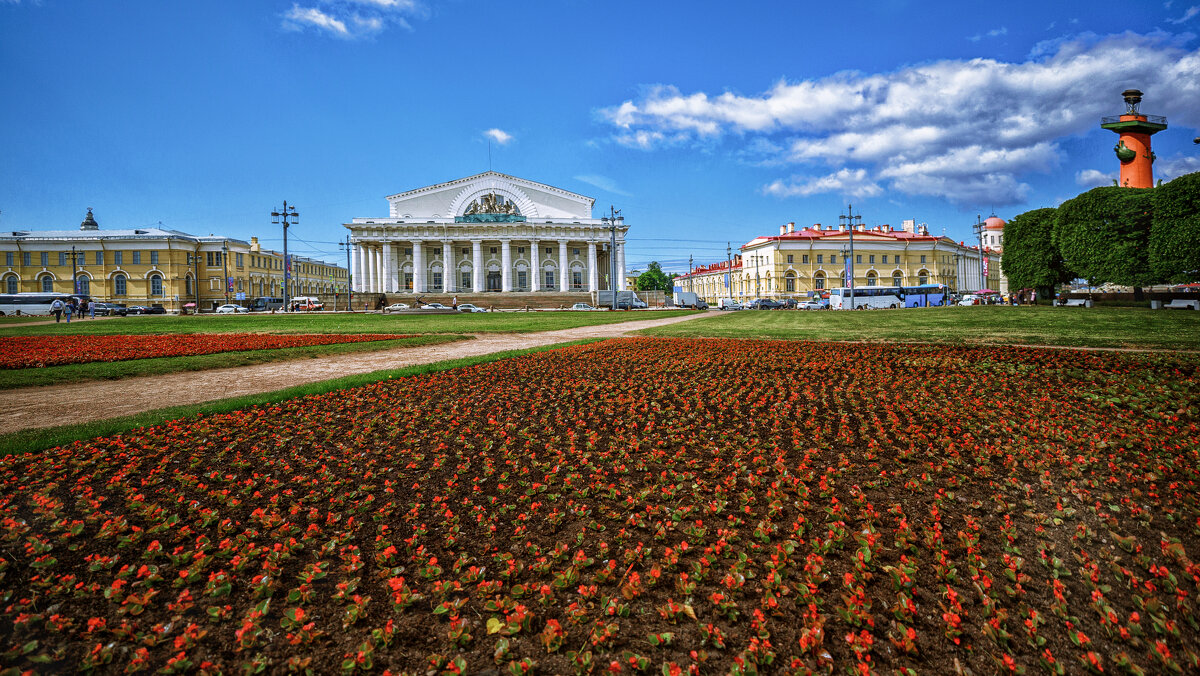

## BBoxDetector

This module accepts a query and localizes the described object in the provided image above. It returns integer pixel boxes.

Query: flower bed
[0,334,420,369]
[1,337,1198,674]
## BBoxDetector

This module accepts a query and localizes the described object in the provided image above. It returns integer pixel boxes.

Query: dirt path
[2,312,712,435]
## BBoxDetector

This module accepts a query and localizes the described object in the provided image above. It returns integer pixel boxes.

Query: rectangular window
[404,273,413,290]
[113,251,122,266]
[133,251,142,265]
[207,252,214,267]
[236,253,243,267]
[830,255,837,264]
[461,271,471,289]
[545,271,555,289]
[881,255,888,264]
[867,277,877,287]
[573,248,580,256]
[405,248,412,256]
[4,252,11,266]
[59,252,67,266]
[23,252,31,266]
[432,272,443,290]
[517,270,527,290]
[545,247,553,255]
[462,248,469,255]
[856,255,862,264]
[816,255,823,264]
[95,251,104,265]
[787,254,794,264]
[802,255,809,264]
[920,255,927,264]
[786,277,796,292]
[572,271,583,288]
[518,247,525,254]
[151,251,159,265]
[869,255,875,264]
[490,247,497,254]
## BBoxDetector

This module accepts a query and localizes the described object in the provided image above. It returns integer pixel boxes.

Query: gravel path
[2,312,712,435]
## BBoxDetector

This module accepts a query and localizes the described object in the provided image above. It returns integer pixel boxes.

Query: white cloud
[483,128,513,145]
[574,174,633,197]
[763,168,882,199]
[1169,5,1200,23]
[968,26,1007,42]
[1075,169,1116,187]
[1157,155,1200,181]
[283,5,349,37]
[281,0,423,38]
[599,32,1200,207]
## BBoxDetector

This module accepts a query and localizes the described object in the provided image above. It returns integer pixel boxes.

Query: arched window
[814,274,825,290]
[185,276,193,296]
[892,273,902,287]
[918,270,929,286]
[5,276,17,294]
[41,275,53,293]
[114,274,127,296]
[785,272,796,293]
[150,274,163,296]
[866,271,878,287]
[77,275,90,296]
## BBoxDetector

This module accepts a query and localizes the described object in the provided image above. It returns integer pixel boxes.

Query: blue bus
[902,284,950,307]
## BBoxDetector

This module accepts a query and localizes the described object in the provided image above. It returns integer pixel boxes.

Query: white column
[617,240,627,291]
[350,242,360,292]
[471,240,483,292]
[588,241,599,291]
[530,239,540,291]
[366,245,376,293]
[558,240,570,291]
[412,240,424,293]
[381,242,392,294]
[389,242,400,293]
[442,241,455,293]
[500,240,512,292]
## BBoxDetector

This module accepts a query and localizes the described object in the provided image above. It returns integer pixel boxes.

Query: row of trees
[1002,171,1199,294]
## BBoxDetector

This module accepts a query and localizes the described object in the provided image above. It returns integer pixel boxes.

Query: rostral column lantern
[1100,89,1167,189]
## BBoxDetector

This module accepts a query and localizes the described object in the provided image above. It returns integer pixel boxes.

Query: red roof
[677,258,742,280]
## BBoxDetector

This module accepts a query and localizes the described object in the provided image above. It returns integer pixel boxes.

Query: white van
[290,296,324,311]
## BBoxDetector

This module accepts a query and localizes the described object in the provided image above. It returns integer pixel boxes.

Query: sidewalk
[1,312,712,435]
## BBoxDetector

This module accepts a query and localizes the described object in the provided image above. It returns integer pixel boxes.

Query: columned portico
[412,240,424,293]
[351,244,361,292]
[345,171,631,299]
[500,240,512,292]
[442,241,455,293]
[471,240,483,293]
[617,242,627,291]
[558,240,570,292]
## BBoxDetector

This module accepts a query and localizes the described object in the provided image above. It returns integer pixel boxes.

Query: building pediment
[384,172,594,221]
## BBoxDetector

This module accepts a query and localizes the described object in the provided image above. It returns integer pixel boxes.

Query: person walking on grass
[50,297,64,323]
[64,299,74,323]
[90,301,96,319]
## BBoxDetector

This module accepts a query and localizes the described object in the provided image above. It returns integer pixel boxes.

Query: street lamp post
[271,202,299,312]
[839,204,862,309]
[601,206,620,310]
[971,215,985,292]
[726,243,734,305]
[187,253,201,312]
[339,236,353,312]
[221,241,230,305]
[71,246,78,296]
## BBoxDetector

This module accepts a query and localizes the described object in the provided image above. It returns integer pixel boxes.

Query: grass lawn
[0,334,468,390]
[0,339,603,457]
[0,309,695,337]
[640,305,1200,349]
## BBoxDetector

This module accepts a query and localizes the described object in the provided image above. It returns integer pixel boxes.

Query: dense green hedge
[1149,171,1200,282]
[1052,186,1155,286]
[1001,208,1072,291]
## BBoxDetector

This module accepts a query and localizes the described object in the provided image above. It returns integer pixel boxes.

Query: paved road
[2,312,713,435]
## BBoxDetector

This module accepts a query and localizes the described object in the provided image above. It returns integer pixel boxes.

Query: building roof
[741,224,942,250]
[676,258,742,280]
[983,216,1006,231]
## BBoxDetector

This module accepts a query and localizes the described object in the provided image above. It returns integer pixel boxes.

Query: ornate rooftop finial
[80,207,99,231]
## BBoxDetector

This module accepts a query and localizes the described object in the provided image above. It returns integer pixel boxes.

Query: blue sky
[2,0,1198,273]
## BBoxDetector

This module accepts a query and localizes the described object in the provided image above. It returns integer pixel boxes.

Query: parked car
[718,300,744,311]
[126,305,150,315]
[958,294,981,306]
[215,304,249,314]
[798,300,827,310]
[779,298,798,309]
[616,297,648,309]
[422,302,450,309]
[749,299,786,310]
[570,303,597,311]
[457,303,487,313]
[146,304,167,314]
[91,302,127,316]
[382,303,410,313]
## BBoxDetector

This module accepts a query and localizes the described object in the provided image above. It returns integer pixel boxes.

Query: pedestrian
[50,297,64,323]
[64,300,74,323]
[90,301,96,319]
[452,295,458,310]
[1031,289,1038,305]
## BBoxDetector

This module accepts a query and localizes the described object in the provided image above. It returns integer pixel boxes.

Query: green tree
[1052,186,1155,288]
[1001,207,1073,294]
[1149,171,1200,283]
[635,261,672,292]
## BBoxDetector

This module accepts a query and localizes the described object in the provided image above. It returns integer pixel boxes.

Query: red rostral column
[1101,89,1167,189]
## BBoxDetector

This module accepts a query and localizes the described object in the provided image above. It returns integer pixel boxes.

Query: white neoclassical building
[346,172,629,296]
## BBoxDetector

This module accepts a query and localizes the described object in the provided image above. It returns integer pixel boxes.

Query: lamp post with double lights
[971,215,985,292]
[338,236,354,312]
[601,206,621,310]
[221,241,230,305]
[271,202,299,311]
[186,252,201,312]
[839,205,862,309]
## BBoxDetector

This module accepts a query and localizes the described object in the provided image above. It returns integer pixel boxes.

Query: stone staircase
[367,291,597,310]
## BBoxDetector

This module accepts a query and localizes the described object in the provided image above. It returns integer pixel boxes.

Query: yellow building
[0,209,348,312]
[678,220,1002,304]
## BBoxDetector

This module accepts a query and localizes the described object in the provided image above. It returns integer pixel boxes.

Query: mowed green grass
[640,306,1200,349]
[0,334,468,390]
[0,310,695,337]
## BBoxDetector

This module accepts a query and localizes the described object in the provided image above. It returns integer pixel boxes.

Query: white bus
[829,286,904,310]
[249,296,284,311]
[0,293,89,316]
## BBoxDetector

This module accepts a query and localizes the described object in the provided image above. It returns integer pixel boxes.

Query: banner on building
[983,255,989,278]
[227,277,234,292]
[724,273,729,288]
[844,257,852,285]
